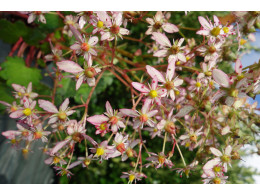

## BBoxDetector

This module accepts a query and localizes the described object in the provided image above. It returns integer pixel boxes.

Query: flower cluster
[1,11,259,184]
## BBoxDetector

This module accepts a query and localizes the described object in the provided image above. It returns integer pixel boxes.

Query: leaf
[0,56,42,87]
[0,19,29,44]
[74,83,92,104]
[56,75,76,105]
[175,105,194,118]
[0,84,15,112]
[38,13,64,32]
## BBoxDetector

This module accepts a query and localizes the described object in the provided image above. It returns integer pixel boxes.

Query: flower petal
[152,32,171,48]
[57,60,83,74]
[38,100,58,113]
[212,69,230,88]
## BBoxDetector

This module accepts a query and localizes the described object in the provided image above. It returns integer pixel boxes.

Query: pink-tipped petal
[60,98,69,111]
[132,82,150,93]
[119,109,139,117]
[152,32,171,48]
[210,147,222,157]
[198,16,211,30]
[57,60,83,74]
[212,69,230,88]
[87,115,109,125]
[146,65,165,83]
[235,59,242,75]
[38,100,58,113]
[166,59,176,81]
[162,23,179,33]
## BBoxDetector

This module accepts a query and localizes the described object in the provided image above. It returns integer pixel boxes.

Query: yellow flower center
[129,174,135,182]
[176,61,181,65]
[11,139,16,144]
[186,56,190,61]
[23,108,32,116]
[84,159,91,166]
[126,148,134,157]
[210,27,221,37]
[223,27,229,33]
[53,156,60,164]
[189,134,197,143]
[165,121,176,134]
[205,71,212,76]
[97,21,104,28]
[18,92,22,96]
[81,43,90,51]
[213,177,221,184]
[96,147,105,156]
[240,39,247,45]
[139,114,148,123]
[100,122,108,131]
[149,90,158,98]
[153,128,158,132]
[175,90,180,95]
[221,155,230,163]
[185,142,191,147]
[84,67,96,78]
[208,46,216,53]
[230,89,239,97]
[195,82,201,87]
[237,74,244,80]
[158,154,165,164]
[164,81,174,90]
[213,166,221,173]
[58,111,67,120]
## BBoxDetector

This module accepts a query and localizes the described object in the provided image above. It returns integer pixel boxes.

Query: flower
[101,12,129,41]
[12,82,38,100]
[57,58,101,89]
[211,69,248,106]
[203,145,233,173]
[90,141,119,161]
[145,152,174,169]
[67,154,96,169]
[87,114,110,136]
[44,42,64,62]
[0,101,19,113]
[197,40,222,62]
[50,120,87,155]
[121,139,140,161]
[146,59,183,101]
[196,15,224,42]
[26,11,47,24]
[70,26,98,61]
[29,123,51,143]
[104,101,125,133]
[145,11,178,35]
[152,32,186,63]
[179,127,203,151]
[120,99,158,129]
[120,171,147,183]
[90,11,112,34]
[9,97,38,124]
[132,78,167,105]
[38,98,75,124]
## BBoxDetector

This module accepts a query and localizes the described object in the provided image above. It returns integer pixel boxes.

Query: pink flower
[145,11,178,35]
[179,127,203,151]
[44,42,64,62]
[204,145,232,173]
[87,114,110,136]
[57,58,101,89]
[90,11,112,34]
[146,59,183,101]
[26,11,47,24]
[196,15,224,42]
[44,153,67,166]
[12,82,38,100]
[70,26,98,61]
[90,140,119,161]
[197,40,222,62]
[104,101,125,133]
[29,123,51,143]
[9,97,38,124]
[38,98,75,124]
[145,152,174,169]
[120,171,147,183]
[211,69,248,106]
[101,12,129,41]
[112,133,129,155]
[0,101,20,113]
[50,120,87,155]
[132,78,167,105]
[67,154,96,169]
[121,139,140,161]
[120,99,158,129]
[152,32,186,63]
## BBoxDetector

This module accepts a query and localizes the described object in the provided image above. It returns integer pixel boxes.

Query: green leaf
[0,84,15,112]
[0,19,29,44]
[38,13,63,33]
[56,75,76,105]
[74,83,92,104]
[0,56,42,87]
